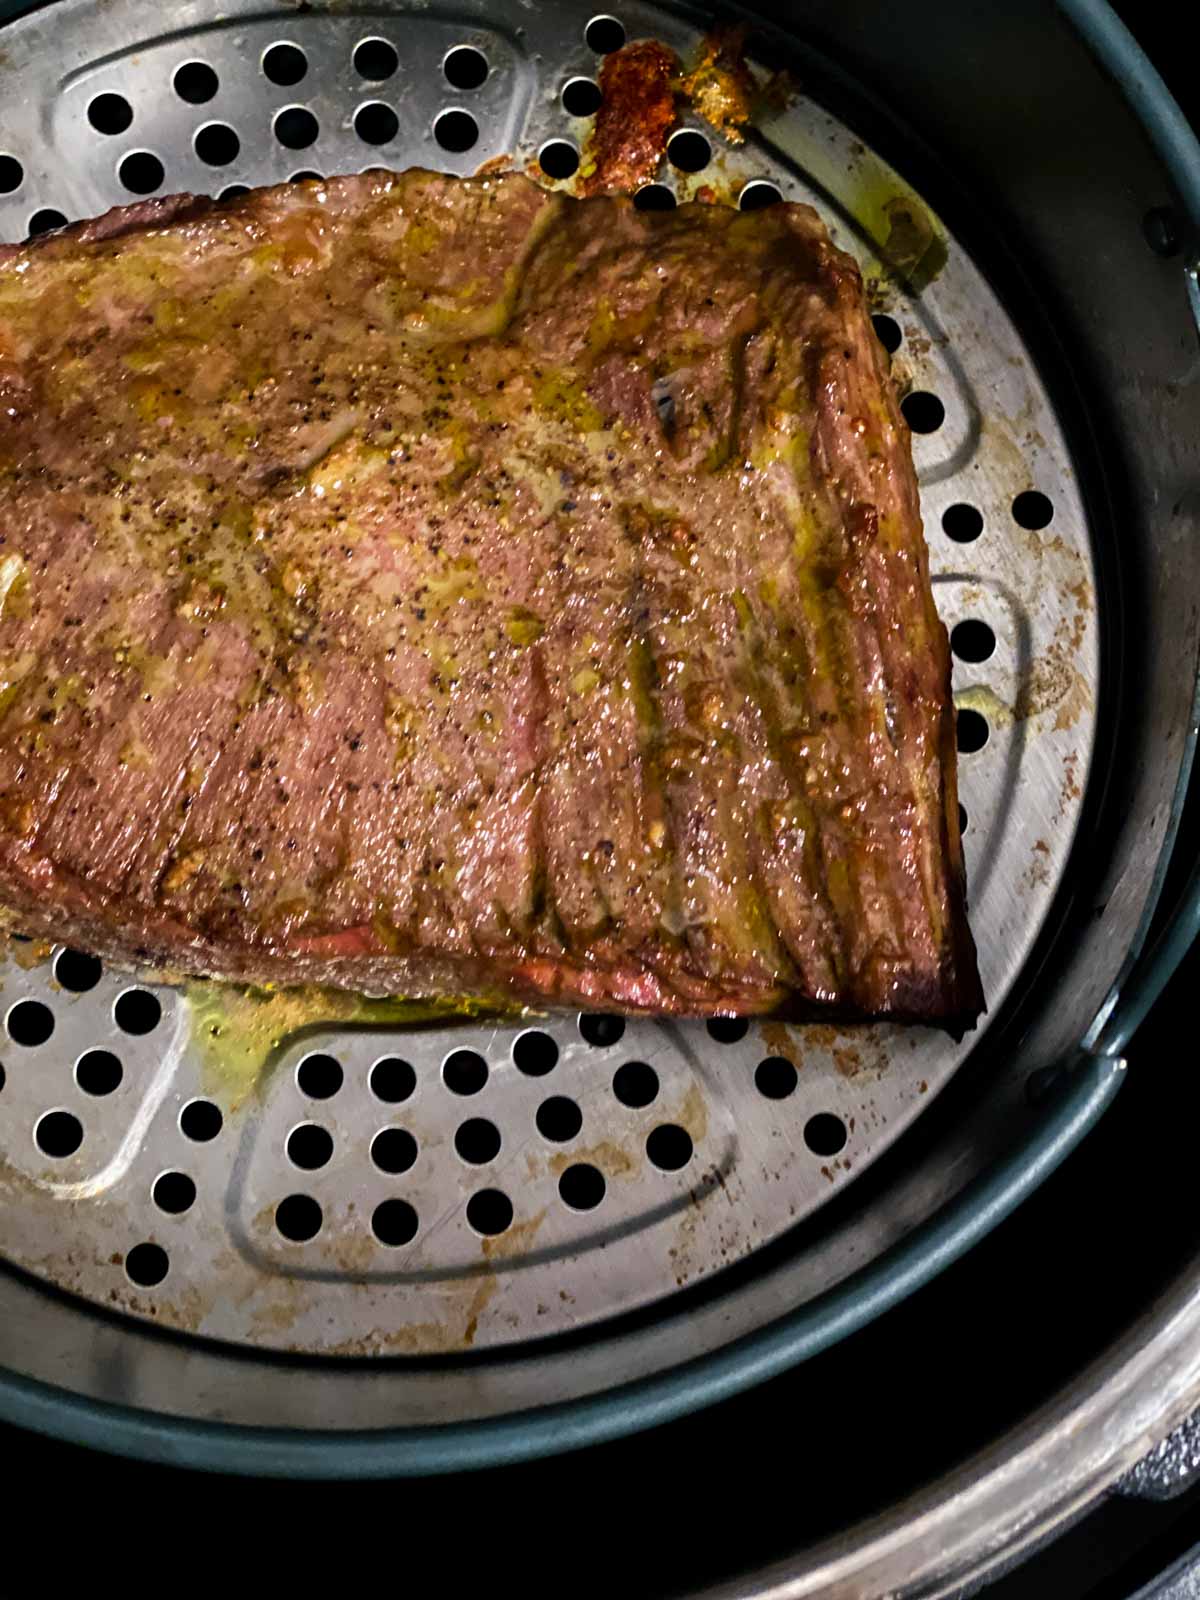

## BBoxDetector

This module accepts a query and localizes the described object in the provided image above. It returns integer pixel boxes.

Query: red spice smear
[580,40,680,196]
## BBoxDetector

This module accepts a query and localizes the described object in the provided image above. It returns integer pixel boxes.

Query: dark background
[1,3,1198,1594]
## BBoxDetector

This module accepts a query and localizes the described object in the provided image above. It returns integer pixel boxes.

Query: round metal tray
[0,0,1196,1482]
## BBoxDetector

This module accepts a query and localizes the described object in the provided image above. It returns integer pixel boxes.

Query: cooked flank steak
[0,168,982,1024]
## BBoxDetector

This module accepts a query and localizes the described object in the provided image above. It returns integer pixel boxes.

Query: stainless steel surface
[701,1271,1200,1600]
[0,0,1100,1361]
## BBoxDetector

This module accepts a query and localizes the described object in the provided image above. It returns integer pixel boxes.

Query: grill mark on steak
[0,168,982,1023]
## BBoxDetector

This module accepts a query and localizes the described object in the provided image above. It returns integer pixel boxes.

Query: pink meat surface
[0,169,982,1022]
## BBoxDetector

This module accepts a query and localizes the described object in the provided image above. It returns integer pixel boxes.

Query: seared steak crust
[0,169,982,1023]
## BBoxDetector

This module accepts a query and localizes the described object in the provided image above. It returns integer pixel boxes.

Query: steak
[0,169,983,1023]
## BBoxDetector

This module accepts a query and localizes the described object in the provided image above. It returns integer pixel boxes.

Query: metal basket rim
[0,0,1196,1480]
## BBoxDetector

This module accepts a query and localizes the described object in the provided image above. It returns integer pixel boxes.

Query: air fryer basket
[1,0,1198,1505]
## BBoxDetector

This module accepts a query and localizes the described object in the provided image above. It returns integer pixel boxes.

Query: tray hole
[537,1096,582,1142]
[804,1112,847,1156]
[562,76,602,117]
[180,1099,222,1141]
[88,93,133,135]
[668,130,711,173]
[195,122,240,167]
[613,1060,658,1108]
[586,15,626,53]
[647,1123,693,1171]
[287,1123,333,1171]
[434,110,479,153]
[942,503,983,543]
[634,184,676,211]
[115,988,161,1035]
[297,1053,343,1099]
[1012,489,1054,530]
[901,391,945,433]
[466,1188,513,1236]
[444,46,488,90]
[580,1013,625,1047]
[218,183,249,202]
[539,140,580,180]
[959,802,969,835]
[263,42,307,87]
[354,38,398,82]
[871,312,902,354]
[7,999,53,1046]
[951,619,996,663]
[738,180,782,211]
[289,170,323,183]
[118,152,163,195]
[125,1242,168,1286]
[153,1171,196,1214]
[276,1194,322,1242]
[755,1056,798,1099]
[35,1109,82,1158]
[370,1056,415,1103]
[443,1049,488,1095]
[373,1198,418,1247]
[174,62,218,105]
[455,1117,501,1164]
[559,1162,606,1211]
[371,1126,418,1175]
[956,707,989,754]
[513,1030,558,1076]
[0,156,23,194]
[55,949,101,992]
[28,208,67,236]
[0,1063,6,1094]
[707,1016,748,1044]
[75,1050,122,1097]
[274,107,319,150]
[355,102,399,146]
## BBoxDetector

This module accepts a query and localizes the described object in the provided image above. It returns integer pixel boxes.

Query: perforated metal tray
[0,0,1098,1358]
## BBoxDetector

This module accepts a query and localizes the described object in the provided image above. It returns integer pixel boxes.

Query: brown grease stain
[678,1082,709,1144]
[244,1207,548,1354]
[469,1209,549,1345]
[979,435,1095,730]
[1060,751,1084,817]
[0,933,52,970]
[832,1043,862,1079]
[793,1021,891,1079]
[759,1020,803,1067]
[1014,586,1091,730]
[953,554,1092,736]
[549,1141,637,1178]
[473,153,514,180]
[1027,837,1052,890]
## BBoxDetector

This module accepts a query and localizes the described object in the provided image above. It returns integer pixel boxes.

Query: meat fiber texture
[0,169,983,1024]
